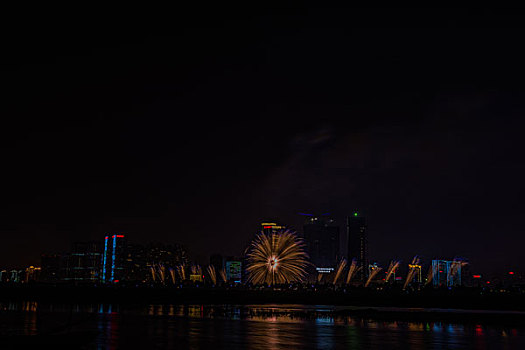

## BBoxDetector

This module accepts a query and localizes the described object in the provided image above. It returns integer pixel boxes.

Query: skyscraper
[302,214,340,271]
[102,234,126,283]
[347,211,368,282]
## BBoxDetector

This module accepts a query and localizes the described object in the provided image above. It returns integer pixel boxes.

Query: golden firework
[246,230,309,285]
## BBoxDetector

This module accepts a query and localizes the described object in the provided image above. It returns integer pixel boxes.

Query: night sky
[1,7,525,274]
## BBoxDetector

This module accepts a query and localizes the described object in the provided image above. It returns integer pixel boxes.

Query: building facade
[347,212,368,282]
[302,214,340,272]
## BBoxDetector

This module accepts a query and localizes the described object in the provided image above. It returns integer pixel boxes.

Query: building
[63,242,102,283]
[121,242,188,284]
[9,270,20,283]
[102,234,127,283]
[225,257,242,283]
[40,254,61,282]
[302,214,340,272]
[24,266,41,283]
[347,211,368,282]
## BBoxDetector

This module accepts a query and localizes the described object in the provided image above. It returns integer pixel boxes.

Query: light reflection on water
[0,303,524,349]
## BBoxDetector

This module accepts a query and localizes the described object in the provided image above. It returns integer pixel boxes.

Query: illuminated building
[0,270,7,282]
[189,274,203,283]
[432,260,462,287]
[9,270,20,283]
[302,214,340,271]
[347,211,368,282]
[225,258,242,283]
[408,263,422,283]
[102,234,126,283]
[64,242,102,283]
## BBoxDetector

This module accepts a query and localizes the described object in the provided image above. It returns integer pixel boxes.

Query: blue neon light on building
[111,235,117,282]
[102,236,108,283]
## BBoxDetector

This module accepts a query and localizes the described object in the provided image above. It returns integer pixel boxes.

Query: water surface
[0,302,523,349]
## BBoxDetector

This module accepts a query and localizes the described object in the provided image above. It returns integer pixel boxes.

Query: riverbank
[1,285,524,312]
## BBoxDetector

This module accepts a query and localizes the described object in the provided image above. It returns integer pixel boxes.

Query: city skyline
[0,211,519,279]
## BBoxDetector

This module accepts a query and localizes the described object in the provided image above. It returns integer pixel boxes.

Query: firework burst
[246,230,309,285]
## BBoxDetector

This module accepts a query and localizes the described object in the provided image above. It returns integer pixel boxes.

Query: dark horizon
[1,7,525,275]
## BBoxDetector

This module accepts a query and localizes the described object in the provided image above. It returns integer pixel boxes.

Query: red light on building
[473,275,481,279]
[439,271,443,273]
[509,271,515,275]
[486,281,491,284]
[116,235,125,238]
[114,280,119,283]
[263,226,273,229]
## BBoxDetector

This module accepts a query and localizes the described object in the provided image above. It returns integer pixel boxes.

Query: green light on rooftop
[354,212,358,217]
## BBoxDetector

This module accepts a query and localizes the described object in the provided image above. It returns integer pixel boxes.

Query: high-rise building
[347,211,368,282]
[302,214,340,272]
[432,260,462,287]
[121,242,188,283]
[63,242,102,283]
[102,234,127,283]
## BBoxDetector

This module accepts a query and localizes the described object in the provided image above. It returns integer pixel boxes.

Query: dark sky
[1,7,525,274]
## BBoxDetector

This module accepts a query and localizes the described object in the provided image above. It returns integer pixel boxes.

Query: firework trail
[403,256,420,290]
[333,259,347,285]
[447,258,467,284]
[177,264,186,281]
[207,265,217,285]
[219,267,227,283]
[346,259,361,284]
[169,268,176,284]
[246,230,309,285]
[385,260,400,283]
[150,266,156,282]
[365,266,383,287]
[317,272,323,283]
[158,264,166,284]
